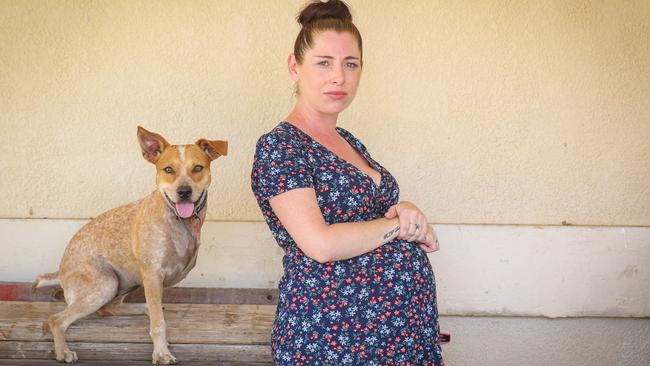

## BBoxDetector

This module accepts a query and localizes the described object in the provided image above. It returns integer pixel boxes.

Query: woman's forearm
[308,217,400,263]
[268,188,401,263]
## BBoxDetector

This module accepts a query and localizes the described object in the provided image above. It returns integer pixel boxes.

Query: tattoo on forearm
[384,226,400,240]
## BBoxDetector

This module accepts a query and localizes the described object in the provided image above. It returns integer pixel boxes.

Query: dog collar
[192,190,208,218]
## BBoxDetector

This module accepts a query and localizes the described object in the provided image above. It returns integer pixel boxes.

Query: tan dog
[33,126,227,364]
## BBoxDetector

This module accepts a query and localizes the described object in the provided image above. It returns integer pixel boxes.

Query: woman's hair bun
[297,0,353,27]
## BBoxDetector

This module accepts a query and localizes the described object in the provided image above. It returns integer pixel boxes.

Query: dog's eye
[193,165,204,173]
[163,167,174,174]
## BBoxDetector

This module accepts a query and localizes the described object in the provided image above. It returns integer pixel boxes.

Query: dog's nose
[177,186,192,201]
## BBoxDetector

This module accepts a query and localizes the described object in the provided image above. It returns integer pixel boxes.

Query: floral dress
[251,122,444,366]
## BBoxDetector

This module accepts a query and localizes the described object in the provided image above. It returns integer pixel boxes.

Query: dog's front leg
[142,272,177,365]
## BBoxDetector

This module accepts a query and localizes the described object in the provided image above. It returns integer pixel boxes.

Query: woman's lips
[325,91,348,100]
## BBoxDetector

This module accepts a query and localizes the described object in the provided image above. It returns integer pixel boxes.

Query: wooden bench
[0,282,278,365]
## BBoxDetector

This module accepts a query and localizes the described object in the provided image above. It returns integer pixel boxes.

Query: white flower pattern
[251,122,443,365]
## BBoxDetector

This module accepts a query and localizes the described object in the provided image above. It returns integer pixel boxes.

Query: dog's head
[137,126,228,219]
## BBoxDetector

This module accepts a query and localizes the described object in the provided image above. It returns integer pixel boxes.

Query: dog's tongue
[175,202,195,219]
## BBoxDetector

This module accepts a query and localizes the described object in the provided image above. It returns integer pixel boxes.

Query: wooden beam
[0,282,278,305]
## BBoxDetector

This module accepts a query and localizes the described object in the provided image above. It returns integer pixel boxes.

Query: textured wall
[1,0,649,225]
[1,2,649,364]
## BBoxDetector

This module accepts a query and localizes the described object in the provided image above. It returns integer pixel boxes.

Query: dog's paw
[56,350,78,363]
[152,350,177,365]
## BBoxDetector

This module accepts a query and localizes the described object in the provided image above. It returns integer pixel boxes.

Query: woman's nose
[331,65,345,85]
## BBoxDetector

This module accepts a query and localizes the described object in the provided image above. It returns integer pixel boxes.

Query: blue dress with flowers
[251,122,444,366]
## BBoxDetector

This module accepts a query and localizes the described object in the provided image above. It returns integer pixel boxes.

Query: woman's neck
[286,102,339,138]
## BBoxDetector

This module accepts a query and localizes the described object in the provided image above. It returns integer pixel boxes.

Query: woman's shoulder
[257,121,301,143]
[255,122,297,149]
[254,122,310,160]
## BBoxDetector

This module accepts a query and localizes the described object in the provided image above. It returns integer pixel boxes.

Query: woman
[251,1,444,365]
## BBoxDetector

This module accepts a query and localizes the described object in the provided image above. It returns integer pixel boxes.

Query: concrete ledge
[1,219,648,318]
[430,225,650,318]
[439,315,650,366]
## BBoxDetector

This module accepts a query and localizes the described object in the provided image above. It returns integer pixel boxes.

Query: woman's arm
[384,201,440,253]
[269,187,401,263]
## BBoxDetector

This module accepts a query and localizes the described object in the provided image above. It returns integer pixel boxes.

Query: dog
[33,126,227,364]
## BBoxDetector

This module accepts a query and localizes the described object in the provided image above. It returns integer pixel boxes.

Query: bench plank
[0,282,279,305]
[0,361,270,366]
[0,341,272,363]
[0,283,279,363]
[0,302,275,345]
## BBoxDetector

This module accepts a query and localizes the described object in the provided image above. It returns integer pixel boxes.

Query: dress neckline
[280,121,383,188]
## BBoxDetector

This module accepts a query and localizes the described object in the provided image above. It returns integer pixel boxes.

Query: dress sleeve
[251,131,314,202]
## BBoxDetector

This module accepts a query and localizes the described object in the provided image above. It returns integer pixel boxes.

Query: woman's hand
[384,201,440,253]
[384,201,427,242]
[418,225,440,253]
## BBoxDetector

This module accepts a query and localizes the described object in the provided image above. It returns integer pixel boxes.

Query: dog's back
[58,198,143,296]
[33,199,141,291]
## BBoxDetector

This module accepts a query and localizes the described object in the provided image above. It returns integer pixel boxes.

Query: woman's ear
[288,53,300,82]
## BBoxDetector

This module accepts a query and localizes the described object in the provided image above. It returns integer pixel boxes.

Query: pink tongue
[175,202,195,219]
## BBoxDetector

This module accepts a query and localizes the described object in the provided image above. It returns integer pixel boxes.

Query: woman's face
[291,30,362,116]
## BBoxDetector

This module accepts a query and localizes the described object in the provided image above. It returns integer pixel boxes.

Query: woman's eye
[317,60,329,67]
[193,165,204,173]
[163,167,174,174]
[345,62,359,69]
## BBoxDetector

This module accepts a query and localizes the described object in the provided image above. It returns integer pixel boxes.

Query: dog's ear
[195,139,228,160]
[138,126,170,164]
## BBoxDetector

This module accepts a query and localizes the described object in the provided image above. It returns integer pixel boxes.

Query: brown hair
[294,0,363,65]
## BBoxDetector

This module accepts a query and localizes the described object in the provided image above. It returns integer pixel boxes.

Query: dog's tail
[33,271,61,289]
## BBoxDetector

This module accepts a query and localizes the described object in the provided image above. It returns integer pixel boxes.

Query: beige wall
[1,0,648,225]
[1,1,649,364]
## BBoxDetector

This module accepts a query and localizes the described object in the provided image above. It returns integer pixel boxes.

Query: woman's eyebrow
[313,55,360,60]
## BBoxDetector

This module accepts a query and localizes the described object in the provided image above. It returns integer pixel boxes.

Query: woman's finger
[429,226,439,250]
[429,229,440,252]
[406,220,418,240]
[416,218,427,242]
[384,205,398,219]
[398,213,415,239]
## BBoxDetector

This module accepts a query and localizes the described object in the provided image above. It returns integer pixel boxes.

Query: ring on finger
[414,223,420,232]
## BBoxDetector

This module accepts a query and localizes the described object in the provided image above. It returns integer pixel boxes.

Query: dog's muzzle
[164,190,207,220]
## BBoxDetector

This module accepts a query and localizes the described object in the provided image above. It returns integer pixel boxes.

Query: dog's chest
[160,219,202,286]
